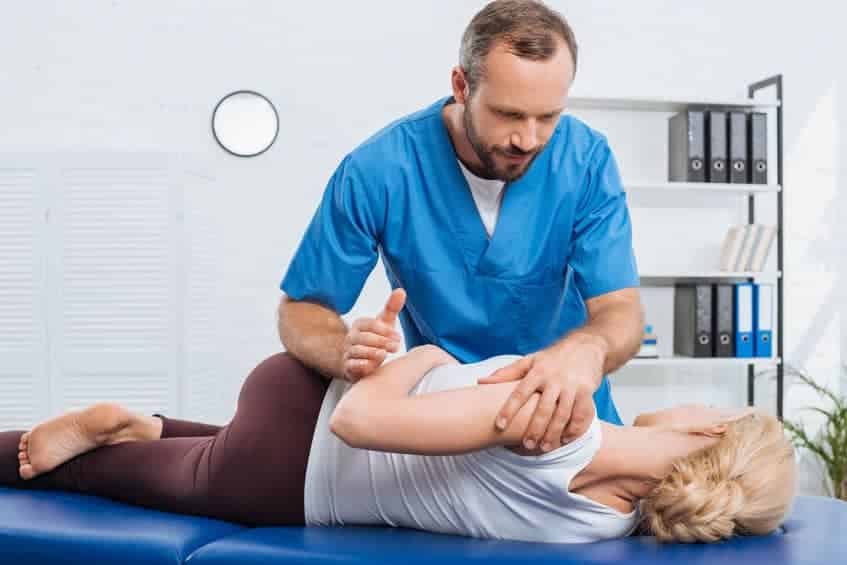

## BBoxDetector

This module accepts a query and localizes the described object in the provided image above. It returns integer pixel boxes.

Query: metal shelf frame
[747,75,784,419]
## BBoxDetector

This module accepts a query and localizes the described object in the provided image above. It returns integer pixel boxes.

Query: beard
[462,104,542,182]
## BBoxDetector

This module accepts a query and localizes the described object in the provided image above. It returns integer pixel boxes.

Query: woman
[0,345,795,544]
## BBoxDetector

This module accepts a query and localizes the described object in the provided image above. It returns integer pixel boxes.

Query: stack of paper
[719,224,777,272]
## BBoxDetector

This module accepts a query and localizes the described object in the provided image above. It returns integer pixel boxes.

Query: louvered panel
[61,169,170,352]
[0,168,48,429]
[182,173,224,423]
[61,372,171,413]
[0,374,43,429]
[52,162,179,417]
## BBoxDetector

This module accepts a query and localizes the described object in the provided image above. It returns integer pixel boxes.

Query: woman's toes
[19,463,35,481]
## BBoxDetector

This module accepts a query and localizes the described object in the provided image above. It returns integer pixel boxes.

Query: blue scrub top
[281,96,639,425]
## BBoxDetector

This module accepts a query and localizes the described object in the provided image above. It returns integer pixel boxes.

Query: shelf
[627,182,780,194]
[640,271,782,285]
[567,95,779,113]
[620,356,782,369]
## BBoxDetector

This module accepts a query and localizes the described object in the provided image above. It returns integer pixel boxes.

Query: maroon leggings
[0,352,329,526]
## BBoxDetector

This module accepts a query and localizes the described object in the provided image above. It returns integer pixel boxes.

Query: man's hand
[478,334,607,452]
[342,289,406,383]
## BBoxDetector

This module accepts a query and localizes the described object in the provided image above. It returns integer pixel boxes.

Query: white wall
[0,1,843,494]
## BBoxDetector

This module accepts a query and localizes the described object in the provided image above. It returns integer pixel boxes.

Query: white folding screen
[180,169,224,424]
[0,154,220,429]
[0,167,50,429]
[48,155,180,419]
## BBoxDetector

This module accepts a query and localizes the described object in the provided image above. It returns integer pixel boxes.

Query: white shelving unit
[639,271,782,286]
[571,77,785,417]
[626,356,781,368]
[568,95,779,113]
[626,181,780,195]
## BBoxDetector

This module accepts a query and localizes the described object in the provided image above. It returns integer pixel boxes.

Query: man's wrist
[573,331,610,357]
[553,331,609,384]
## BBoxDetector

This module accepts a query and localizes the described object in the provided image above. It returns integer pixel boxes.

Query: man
[278,0,644,455]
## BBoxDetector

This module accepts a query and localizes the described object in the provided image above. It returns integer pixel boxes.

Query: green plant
[782,367,847,501]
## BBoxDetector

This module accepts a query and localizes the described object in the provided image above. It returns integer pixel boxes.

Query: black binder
[729,112,748,184]
[748,112,768,184]
[674,284,713,357]
[713,284,735,357]
[668,110,705,182]
[707,111,728,183]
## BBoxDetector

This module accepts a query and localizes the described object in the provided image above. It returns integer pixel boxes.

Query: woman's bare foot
[18,403,163,480]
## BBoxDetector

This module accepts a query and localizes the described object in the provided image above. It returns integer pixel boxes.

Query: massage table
[0,487,844,564]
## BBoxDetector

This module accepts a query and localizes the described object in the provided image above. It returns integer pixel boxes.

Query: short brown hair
[459,0,578,94]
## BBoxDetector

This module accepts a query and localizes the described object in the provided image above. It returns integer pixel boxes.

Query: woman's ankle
[140,415,164,441]
[119,414,163,442]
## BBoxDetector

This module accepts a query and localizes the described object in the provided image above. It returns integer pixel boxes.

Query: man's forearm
[561,299,644,375]
[278,298,348,381]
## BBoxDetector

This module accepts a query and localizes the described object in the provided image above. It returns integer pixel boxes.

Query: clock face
[212,90,279,157]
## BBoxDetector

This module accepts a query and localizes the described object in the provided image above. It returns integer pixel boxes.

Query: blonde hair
[641,412,796,543]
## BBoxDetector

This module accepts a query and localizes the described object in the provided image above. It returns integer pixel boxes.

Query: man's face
[462,40,574,182]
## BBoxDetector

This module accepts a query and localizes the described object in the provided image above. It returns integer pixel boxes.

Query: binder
[748,112,768,184]
[669,110,706,182]
[734,282,755,358]
[729,111,748,183]
[713,284,735,357]
[754,283,774,357]
[674,284,713,357]
[707,110,728,183]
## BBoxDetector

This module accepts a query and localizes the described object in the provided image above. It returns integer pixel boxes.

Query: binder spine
[714,284,735,357]
[749,112,768,184]
[676,284,713,357]
[689,111,706,182]
[669,110,706,182]
[734,282,755,358]
[754,283,774,357]
[729,111,748,183]
[695,284,713,357]
[707,111,728,183]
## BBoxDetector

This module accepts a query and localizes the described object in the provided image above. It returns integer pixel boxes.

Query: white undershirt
[456,159,506,239]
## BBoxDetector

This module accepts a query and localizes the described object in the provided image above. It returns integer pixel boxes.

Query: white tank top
[304,355,640,543]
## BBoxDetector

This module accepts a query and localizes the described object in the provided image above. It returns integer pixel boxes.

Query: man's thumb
[478,357,531,383]
[477,369,511,384]
[377,288,406,324]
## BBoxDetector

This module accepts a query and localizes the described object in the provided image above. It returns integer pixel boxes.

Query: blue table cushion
[1,486,845,565]
[187,496,847,565]
[0,487,244,565]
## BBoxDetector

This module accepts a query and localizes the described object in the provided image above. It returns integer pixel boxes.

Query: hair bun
[642,412,795,543]
[716,480,745,513]
[643,464,745,543]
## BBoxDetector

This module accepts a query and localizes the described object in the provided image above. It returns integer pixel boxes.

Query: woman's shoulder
[413,354,523,394]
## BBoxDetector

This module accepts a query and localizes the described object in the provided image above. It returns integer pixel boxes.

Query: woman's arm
[330,345,544,455]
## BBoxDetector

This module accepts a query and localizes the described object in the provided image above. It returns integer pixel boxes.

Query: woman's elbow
[329,400,366,448]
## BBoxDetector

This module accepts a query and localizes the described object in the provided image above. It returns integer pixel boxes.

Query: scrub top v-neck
[281,95,639,425]
[456,158,505,239]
